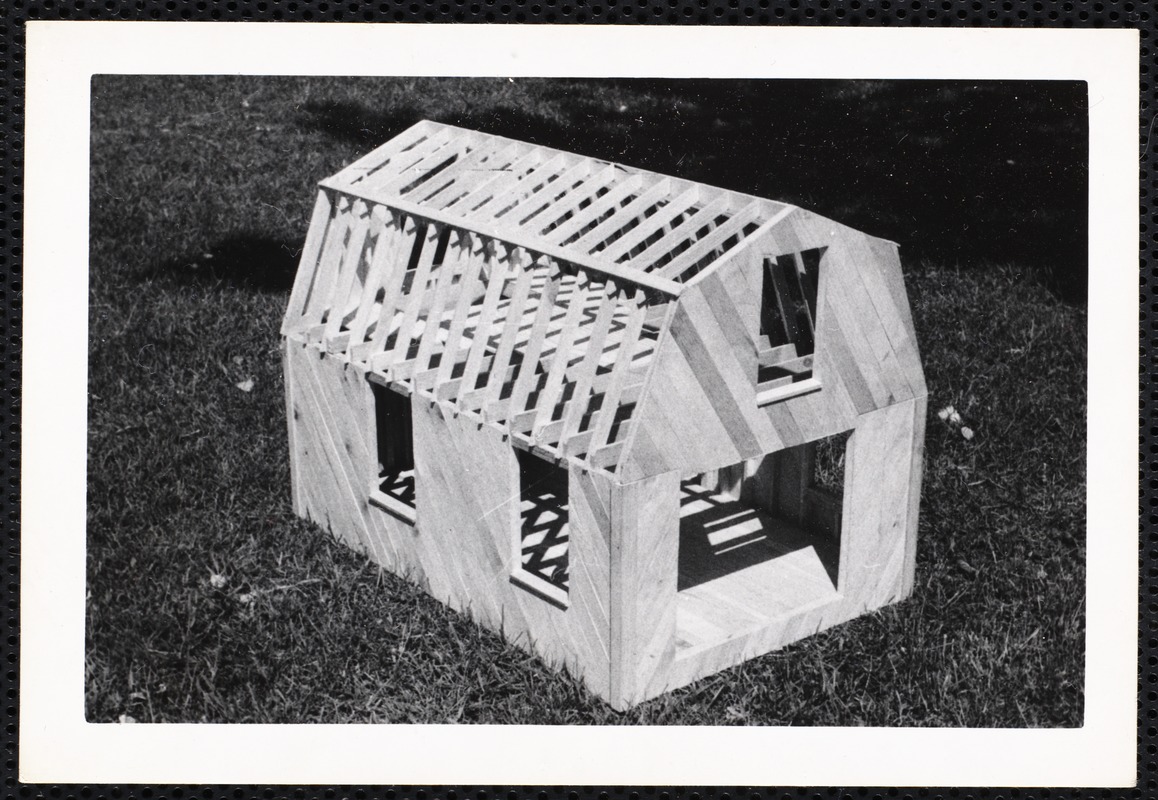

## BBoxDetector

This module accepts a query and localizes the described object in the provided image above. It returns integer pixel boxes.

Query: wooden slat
[558,280,620,444]
[460,149,560,218]
[409,228,466,376]
[367,213,422,350]
[545,173,644,245]
[334,120,437,185]
[472,151,573,223]
[323,199,373,340]
[417,138,520,205]
[756,376,822,406]
[323,179,684,298]
[344,205,398,346]
[788,253,817,339]
[374,221,444,370]
[283,188,336,333]
[521,163,619,232]
[570,178,673,253]
[498,158,593,225]
[765,256,802,346]
[479,247,538,408]
[435,230,489,385]
[458,238,513,393]
[503,262,568,419]
[654,202,762,281]
[304,194,355,327]
[428,140,527,209]
[532,272,597,438]
[621,194,731,272]
[758,341,798,366]
[596,186,701,263]
[588,440,624,470]
[586,289,648,452]
[372,132,474,198]
[442,146,547,214]
[359,126,455,193]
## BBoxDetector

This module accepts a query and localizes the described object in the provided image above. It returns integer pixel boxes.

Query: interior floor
[676,477,840,656]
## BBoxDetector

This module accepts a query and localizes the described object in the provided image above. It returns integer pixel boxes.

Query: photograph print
[85,75,1087,726]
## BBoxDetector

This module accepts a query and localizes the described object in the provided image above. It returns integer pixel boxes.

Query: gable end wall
[618,209,927,483]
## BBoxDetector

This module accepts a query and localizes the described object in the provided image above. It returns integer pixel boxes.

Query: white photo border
[20,22,1140,787]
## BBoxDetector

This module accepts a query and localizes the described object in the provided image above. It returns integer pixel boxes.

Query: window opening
[369,381,416,525]
[676,435,848,655]
[757,248,825,405]
[511,447,569,609]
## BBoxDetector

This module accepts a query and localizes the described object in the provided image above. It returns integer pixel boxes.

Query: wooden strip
[680,205,798,291]
[344,205,399,346]
[570,178,673,253]
[479,247,538,407]
[522,162,618,232]
[588,440,624,470]
[367,213,422,350]
[476,152,575,223]
[558,280,619,443]
[333,120,438,184]
[596,185,700,262]
[795,252,819,333]
[283,188,336,334]
[371,130,476,197]
[322,177,683,298]
[359,126,455,193]
[758,341,798,366]
[418,138,521,205]
[454,147,554,216]
[766,256,802,345]
[499,158,594,225]
[544,173,643,244]
[376,221,444,369]
[410,228,465,376]
[621,194,731,272]
[504,261,567,418]
[323,199,373,340]
[586,290,648,452]
[459,239,513,393]
[653,201,762,281]
[435,231,488,384]
[785,253,816,340]
[305,194,355,327]
[532,272,596,438]
[434,141,530,210]
[560,381,644,456]
[667,300,762,455]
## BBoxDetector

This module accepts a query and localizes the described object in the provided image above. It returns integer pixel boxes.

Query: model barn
[281,120,927,710]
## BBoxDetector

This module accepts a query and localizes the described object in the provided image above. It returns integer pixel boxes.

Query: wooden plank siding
[619,210,927,483]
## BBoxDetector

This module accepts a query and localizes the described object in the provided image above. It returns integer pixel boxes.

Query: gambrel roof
[282,120,923,478]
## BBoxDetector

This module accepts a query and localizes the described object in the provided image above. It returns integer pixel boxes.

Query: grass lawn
[86,76,1087,726]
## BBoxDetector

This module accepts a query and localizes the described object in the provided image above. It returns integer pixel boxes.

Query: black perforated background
[1,2,1150,797]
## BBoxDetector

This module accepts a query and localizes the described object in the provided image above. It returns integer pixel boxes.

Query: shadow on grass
[298,79,1088,302]
[153,233,302,293]
[299,99,428,151]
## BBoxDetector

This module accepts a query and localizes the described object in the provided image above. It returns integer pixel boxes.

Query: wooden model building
[281,120,927,710]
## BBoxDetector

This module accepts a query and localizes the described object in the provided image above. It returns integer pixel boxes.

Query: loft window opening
[510,447,570,609]
[369,381,416,525]
[757,248,825,405]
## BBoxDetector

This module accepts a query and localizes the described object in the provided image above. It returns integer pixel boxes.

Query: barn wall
[284,336,424,576]
[411,398,614,699]
[642,395,927,702]
[619,209,926,483]
[285,333,614,699]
